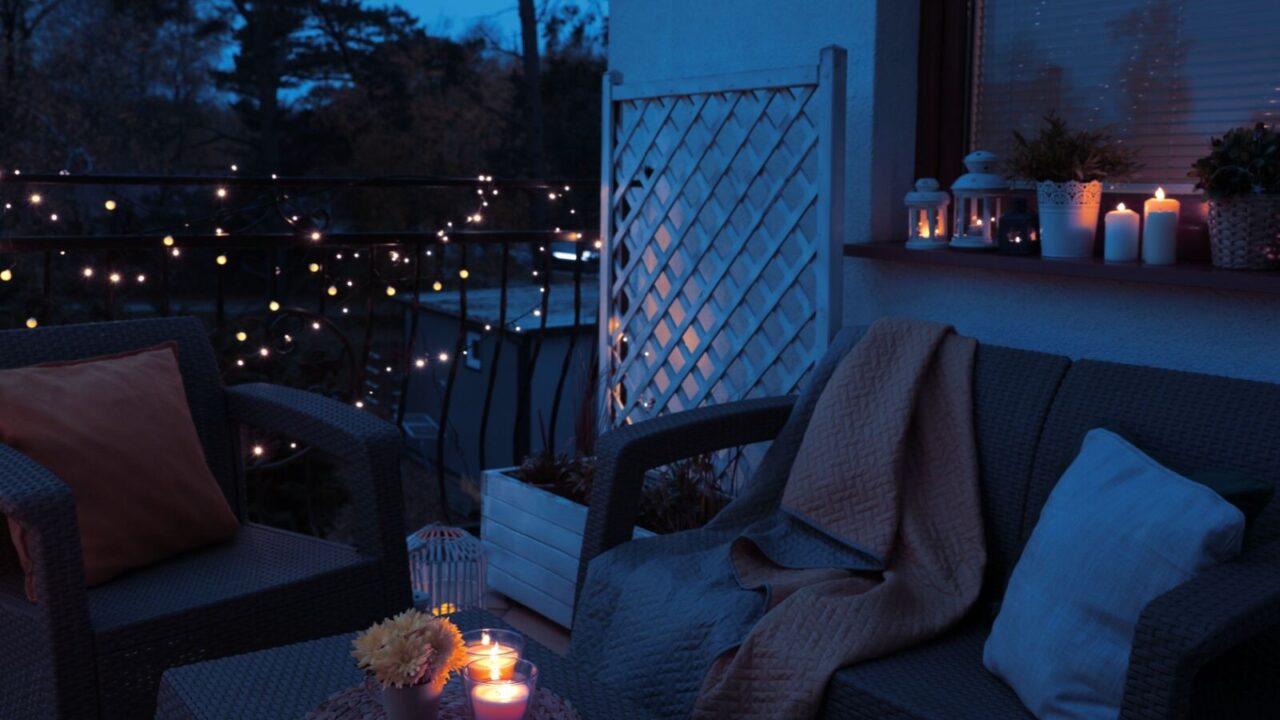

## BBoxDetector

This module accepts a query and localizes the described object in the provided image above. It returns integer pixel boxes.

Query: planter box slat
[482,516,579,581]
[483,492,584,558]
[486,565,574,628]
[482,468,656,629]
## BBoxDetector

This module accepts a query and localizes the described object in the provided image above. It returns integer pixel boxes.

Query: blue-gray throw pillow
[983,428,1245,719]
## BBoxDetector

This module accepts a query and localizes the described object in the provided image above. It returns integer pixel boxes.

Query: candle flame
[1155,187,1165,200]
[488,644,500,658]
[481,632,490,646]
[1117,202,1126,211]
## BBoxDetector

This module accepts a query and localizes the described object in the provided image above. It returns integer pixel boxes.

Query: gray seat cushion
[88,524,379,653]
[823,618,1032,720]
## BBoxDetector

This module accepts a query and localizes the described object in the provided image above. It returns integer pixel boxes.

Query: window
[969,0,1280,191]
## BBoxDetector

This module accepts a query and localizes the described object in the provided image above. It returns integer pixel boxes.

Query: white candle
[1104,203,1140,262]
[470,680,531,720]
[1143,211,1178,265]
[1142,186,1181,223]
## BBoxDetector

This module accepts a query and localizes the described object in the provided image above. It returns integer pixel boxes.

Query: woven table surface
[155,609,654,720]
[304,679,581,719]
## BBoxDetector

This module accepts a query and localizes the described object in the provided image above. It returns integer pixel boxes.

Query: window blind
[970,0,1280,191]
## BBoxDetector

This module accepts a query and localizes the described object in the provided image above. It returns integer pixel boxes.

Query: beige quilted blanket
[694,318,985,719]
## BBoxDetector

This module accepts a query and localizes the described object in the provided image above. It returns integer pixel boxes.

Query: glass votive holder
[462,628,524,680]
[465,658,538,720]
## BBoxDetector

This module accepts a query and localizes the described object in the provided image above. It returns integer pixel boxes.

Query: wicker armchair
[0,317,411,719]
[575,329,1280,719]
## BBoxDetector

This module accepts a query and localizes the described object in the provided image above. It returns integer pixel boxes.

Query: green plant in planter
[1188,123,1280,200]
[1008,112,1140,183]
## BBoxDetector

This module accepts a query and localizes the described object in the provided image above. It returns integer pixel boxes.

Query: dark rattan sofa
[0,317,411,719]
[576,328,1280,719]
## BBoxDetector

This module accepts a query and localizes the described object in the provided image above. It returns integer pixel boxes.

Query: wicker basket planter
[1207,194,1280,270]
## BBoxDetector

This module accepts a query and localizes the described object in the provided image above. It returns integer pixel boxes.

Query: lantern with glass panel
[903,178,950,250]
[950,150,1009,250]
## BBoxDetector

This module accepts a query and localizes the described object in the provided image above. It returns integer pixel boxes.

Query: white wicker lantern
[406,524,486,616]
[904,178,950,250]
[950,150,1009,249]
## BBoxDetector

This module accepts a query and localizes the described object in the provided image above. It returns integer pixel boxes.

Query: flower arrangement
[351,609,468,691]
[1007,111,1139,183]
[1188,123,1280,200]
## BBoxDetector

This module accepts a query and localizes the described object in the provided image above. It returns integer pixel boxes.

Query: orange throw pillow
[0,342,238,601]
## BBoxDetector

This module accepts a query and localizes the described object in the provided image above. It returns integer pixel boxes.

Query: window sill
[844,243,1280,297]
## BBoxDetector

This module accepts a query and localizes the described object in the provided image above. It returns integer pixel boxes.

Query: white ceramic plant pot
[381,682,443,720]
[1037,180,1102,258]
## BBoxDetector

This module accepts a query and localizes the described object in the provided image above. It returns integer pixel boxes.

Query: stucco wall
[609,0,1280,383]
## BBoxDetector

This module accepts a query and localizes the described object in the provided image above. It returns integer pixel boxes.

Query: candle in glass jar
[466,633,518,680]
[1104,203,1140,262]
[470,678,531,720]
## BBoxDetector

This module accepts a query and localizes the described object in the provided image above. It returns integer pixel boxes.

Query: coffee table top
[155,609,653,720]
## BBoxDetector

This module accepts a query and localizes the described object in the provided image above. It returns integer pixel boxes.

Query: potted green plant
[1008,112,1139,258]
[1189,123,1280,269]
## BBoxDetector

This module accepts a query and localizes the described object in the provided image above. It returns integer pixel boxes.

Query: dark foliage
[1189,123,1280,200]
[1008,112,1140,183]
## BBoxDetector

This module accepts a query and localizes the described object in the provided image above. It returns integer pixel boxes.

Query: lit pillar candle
[1142,187,1180,265]
[1143,212,1179,265]
[1104,203,1140,262]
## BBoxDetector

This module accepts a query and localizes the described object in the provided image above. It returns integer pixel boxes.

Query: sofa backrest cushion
[971,344,1069,597]
[0,317,238,515]
[1024,360,1280,559]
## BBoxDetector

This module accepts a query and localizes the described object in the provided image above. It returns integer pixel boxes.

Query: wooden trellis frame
[599,46,846,437]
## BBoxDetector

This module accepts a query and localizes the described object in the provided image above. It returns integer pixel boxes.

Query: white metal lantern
[904,178,950,250]
[950,150,1009,249]
[407,524,486,616]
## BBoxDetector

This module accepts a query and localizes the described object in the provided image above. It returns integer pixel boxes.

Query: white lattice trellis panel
[599,47,846,434]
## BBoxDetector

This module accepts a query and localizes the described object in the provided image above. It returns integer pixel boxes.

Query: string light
[29,193,41,204]
[109,272,121,284]
[459,269,469,279]
[82,267,93,278]
[104,200,117,211]
[25,318,37,329]
[310,231,321,241]
[258,347,269,357]
[236,359,245,367]
[308,262,321,273]
[136,274,146,283]
[49,213,58,221]
[268,300,280,312]
[432,281,443,291]
[171,248,181,257]
[252,445,264,457]
[235,331,248,342]
[414,358,426,368]
[354,400,364,408]
[216,187,228,198]
[327,286,338,296]
[311,322,321,330]
[438,352,448,362]
[216,254,228,266]
[0,269,10,282]
[163,235,175,246]
[385,286,397,296]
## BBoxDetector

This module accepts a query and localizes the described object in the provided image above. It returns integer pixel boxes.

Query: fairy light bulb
[235,331,248,342]
[258,347,269,357]
[309,231,321,241]
[171,248,181,257]
[385,286,397,297]
[216,187,227,198]
[82,267,94,278]
[108,272,121,284]
[0,269,11,282]
[459,269,469,279]
[25,318,37,329]
[136,274,146,283]
[308,262,321,273]
[432,281,443,292]
[438,352,449,362]
[163,235,175,247]
[312,322,321,330]
[252,445,264,457]
[354,400,364,408]
[414,358,426,368]
[49,213,58,221]
[104,200,117,211]
[29,193,41,205]
[216,255,227,266]
[327,286,338,296]
[268,300,280,312]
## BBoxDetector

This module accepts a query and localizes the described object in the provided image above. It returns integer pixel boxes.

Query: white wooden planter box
[481,468,654,628]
